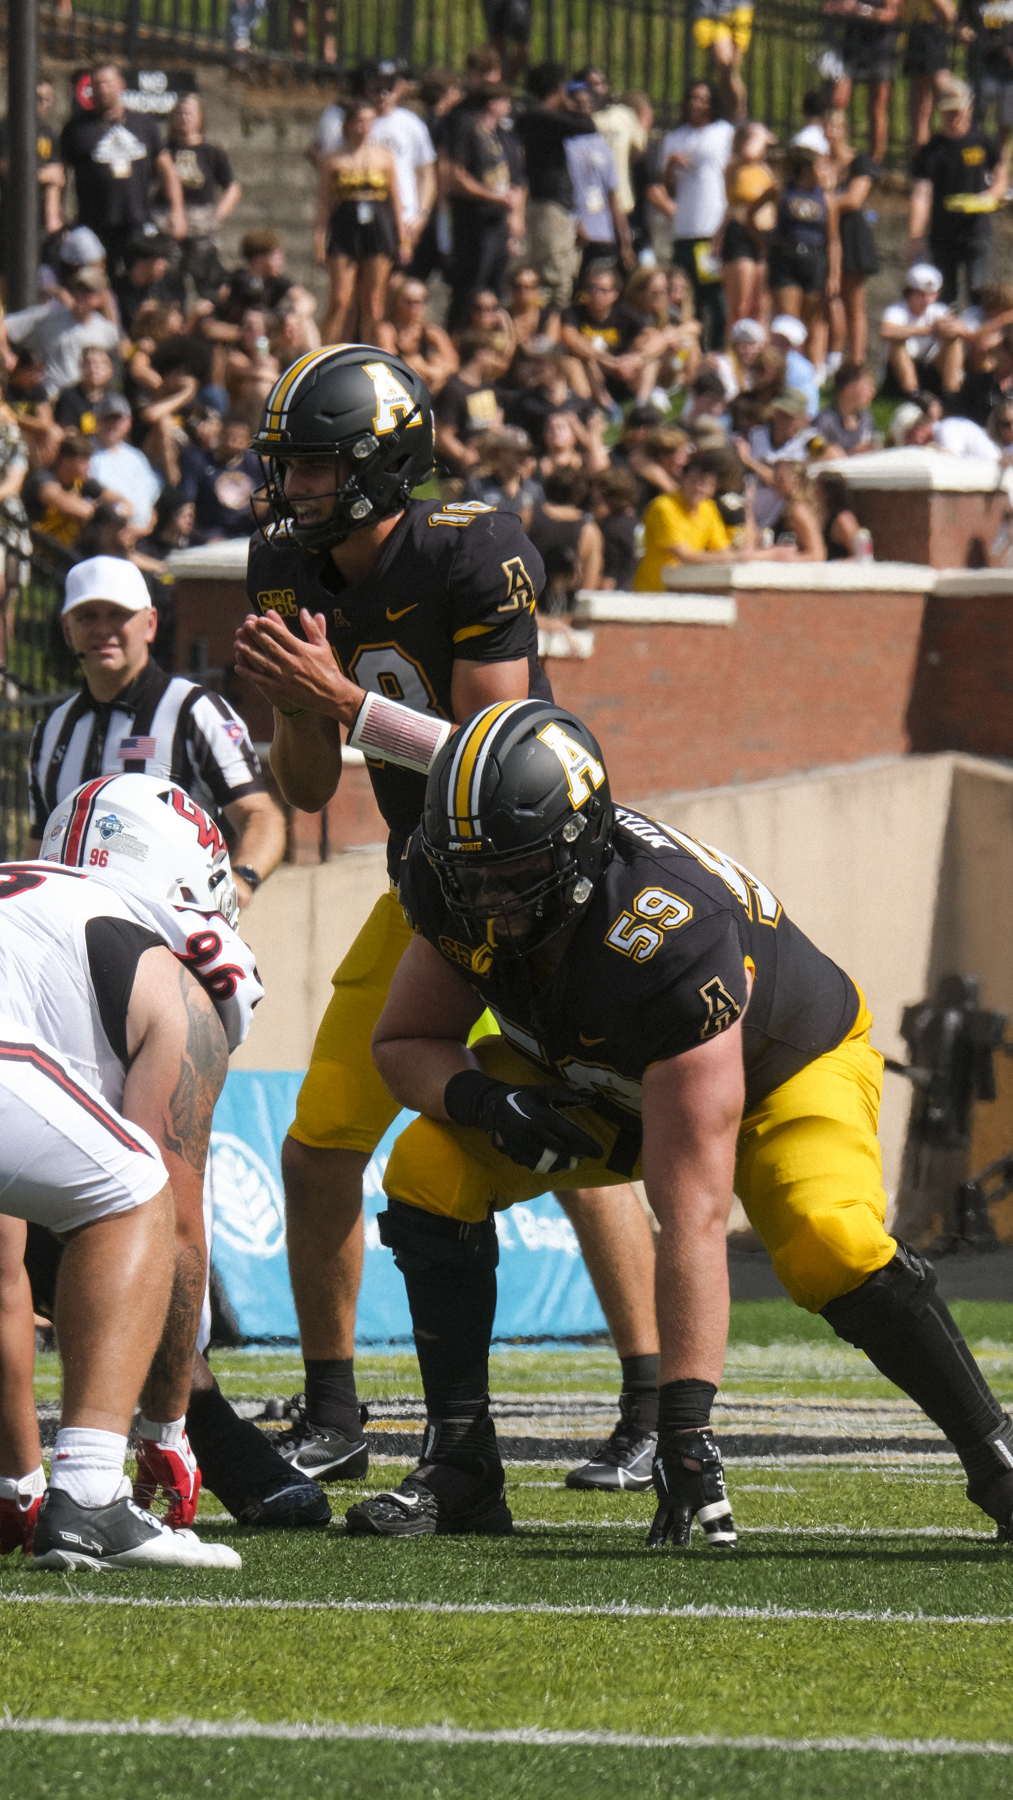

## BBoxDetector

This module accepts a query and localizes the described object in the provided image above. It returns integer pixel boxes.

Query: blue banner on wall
[209,1070,608,1344]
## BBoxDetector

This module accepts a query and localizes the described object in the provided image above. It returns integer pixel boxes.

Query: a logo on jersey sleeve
[537,723,606,809]
[499,556,536,613]
[363,361,422,434]
[698,975,741,1040]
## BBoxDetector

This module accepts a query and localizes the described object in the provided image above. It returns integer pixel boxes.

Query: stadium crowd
[3,27,1013,661]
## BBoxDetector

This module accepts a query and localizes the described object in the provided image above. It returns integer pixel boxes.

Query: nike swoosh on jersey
[579,1033,606,1046]
[386,604,418,621]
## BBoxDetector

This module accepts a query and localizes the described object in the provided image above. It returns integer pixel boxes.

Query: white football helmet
[39,773,239,926]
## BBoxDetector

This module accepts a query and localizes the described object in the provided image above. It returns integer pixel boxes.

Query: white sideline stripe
[2,1717,1013,1756]
[2,1592,1011,1626]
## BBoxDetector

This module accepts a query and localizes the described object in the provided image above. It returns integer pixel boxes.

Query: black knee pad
[821,1240,937,1343]
[377,1198,499,1274]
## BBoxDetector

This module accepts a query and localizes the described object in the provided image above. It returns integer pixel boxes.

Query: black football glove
[647,1427,737,1550]
[444,1070,601,1175]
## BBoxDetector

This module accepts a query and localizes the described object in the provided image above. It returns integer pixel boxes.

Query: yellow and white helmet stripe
[261,343,373,437]
[446,700,544,842]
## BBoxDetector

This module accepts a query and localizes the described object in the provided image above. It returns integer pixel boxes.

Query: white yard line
[1,1593,1009,1625]
[1,1716,1012,1755]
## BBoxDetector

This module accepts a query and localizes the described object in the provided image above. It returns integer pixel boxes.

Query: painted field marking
[2,1717,1013,1755]
[1,1593,1010,1626]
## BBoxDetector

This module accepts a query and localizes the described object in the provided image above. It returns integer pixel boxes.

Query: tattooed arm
[123,946,229,1423]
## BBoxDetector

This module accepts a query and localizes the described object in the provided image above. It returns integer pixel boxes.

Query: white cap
[770,314,808,348]
[729,318,766,346]
[60,225,107,268]
[887,401,926,446]
[792,123,830,155]
[906,262,944,294]
[62,556,152,616]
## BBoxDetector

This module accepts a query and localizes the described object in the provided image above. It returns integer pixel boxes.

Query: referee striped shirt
[28,659,265,838]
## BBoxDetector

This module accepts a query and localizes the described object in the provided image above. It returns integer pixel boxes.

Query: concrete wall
[232,749,1013,1239]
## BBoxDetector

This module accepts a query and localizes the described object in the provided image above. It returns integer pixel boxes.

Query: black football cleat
[233,1472,332,1529]
[275,1395,369,1481]
[345,1460,513,1538]
[566,1394,657,1491]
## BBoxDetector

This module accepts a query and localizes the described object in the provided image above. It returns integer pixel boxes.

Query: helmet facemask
[427,815,600,960]
[259,406,425,553]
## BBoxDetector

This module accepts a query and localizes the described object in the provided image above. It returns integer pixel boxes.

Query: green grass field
[5,1299,1013,1797]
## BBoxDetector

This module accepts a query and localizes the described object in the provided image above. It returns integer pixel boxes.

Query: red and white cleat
[0,1467,47,1555]
[133,1420,202,1530]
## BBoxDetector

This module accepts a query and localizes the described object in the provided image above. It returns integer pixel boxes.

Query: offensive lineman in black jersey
[234,345,661,1489]
[351,699,1013,1542]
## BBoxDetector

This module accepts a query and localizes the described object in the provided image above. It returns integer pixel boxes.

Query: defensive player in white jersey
[0,775,261,1569]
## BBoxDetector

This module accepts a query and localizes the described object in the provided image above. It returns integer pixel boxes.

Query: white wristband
[347,690,453,775]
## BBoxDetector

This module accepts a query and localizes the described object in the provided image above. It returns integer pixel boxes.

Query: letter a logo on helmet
[363,361,423,435]
[537,722,606,809]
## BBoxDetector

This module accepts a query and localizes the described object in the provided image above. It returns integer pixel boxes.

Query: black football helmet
[251,343,434,552]
[422,700,614,957]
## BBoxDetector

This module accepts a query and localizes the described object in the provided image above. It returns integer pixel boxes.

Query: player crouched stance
[350,701,1013,1545]
[0,774,263,1570]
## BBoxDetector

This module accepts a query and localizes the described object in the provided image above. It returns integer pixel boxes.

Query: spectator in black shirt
[515,63,598,310]
[825,0,901,166]
[184,414,261,541]
[54,345,117,438]
[560,262,653,407]
[445,85,526,331]
[909,80,1007,303]
[501,345,593,452]
[157,94,241,298]
[591,465,640,588]
[0,78,65,246]
[60,63,186,274]
[953,324,1013,423]
[113,234,186,336]
[433,329,505,473]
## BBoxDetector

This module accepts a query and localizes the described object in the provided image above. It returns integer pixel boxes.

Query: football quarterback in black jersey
[234,345,661,1490]
[352,699,1013,1544]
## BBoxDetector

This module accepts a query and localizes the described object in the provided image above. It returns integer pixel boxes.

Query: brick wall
[173,569,1013,843]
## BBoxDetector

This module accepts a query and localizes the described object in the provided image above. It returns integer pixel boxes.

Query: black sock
[185,1379,291,1515]
[304,1358,360,1439]
[620,1353,660,1431]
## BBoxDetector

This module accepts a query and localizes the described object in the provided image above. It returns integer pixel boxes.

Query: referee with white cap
[28,555,285,903]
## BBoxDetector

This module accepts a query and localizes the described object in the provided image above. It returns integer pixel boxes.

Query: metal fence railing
[0,549,77,861]
[36,0,970,162]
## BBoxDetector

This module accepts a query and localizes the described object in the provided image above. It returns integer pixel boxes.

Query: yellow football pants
[289,887,414,1155]
[289,887,498,1154]
[383,996,896,1314]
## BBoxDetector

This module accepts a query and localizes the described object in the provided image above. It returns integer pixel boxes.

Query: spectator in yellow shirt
[634,450,733,588]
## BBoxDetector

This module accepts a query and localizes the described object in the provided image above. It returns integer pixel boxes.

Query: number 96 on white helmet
[39,774,239,926]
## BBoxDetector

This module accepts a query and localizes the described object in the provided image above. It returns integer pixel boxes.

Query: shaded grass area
[8,1738,1013,1800]
[6,1737,1013,1800]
